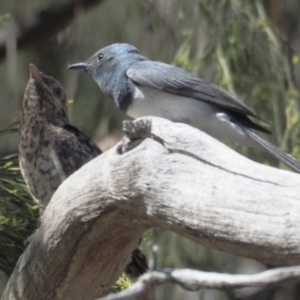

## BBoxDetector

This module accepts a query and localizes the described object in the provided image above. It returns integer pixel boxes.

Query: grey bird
[68,43,300,173]
[19,64,148,278]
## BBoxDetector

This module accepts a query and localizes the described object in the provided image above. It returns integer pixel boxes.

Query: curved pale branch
[97,266,300,300]
[2,117,300,300]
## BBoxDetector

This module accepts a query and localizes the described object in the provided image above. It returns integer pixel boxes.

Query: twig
[96,266,300,300]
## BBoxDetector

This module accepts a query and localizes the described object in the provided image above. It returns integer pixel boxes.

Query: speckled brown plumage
[19,64,101,214]
[19,64,148,278]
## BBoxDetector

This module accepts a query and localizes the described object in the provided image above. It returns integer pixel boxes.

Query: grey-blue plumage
[68,43,300,173]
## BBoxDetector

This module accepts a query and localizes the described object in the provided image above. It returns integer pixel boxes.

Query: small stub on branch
[123,118,152,140]
[118,119,152,154]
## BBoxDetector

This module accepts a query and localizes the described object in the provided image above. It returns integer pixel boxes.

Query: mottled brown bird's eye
[53,87,62,97]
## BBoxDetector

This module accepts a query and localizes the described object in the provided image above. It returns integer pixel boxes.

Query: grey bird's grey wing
[126,61,255,117]
[53,124,102,178]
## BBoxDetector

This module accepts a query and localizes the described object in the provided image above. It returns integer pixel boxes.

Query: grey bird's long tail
[243,128,300,173]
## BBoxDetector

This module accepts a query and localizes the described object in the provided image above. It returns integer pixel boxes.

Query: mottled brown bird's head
[22,64,69,125]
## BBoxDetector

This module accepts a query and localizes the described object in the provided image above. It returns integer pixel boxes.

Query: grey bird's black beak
[67,62,88,70]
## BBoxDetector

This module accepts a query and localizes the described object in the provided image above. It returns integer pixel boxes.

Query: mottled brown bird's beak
[29,64,43,83]
[67,62,88,70]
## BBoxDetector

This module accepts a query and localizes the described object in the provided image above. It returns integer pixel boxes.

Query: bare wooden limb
[97,266,300,300]
[0,0,105,62]
[2,117,300,300]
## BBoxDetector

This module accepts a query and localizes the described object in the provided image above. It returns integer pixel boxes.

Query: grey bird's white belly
[127,85,258,148]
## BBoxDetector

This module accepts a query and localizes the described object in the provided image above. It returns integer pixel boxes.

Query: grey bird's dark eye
[53,87,62,97]
[98,53,104,61]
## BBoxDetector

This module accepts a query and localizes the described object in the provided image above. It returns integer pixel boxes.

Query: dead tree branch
[2,117,300,300]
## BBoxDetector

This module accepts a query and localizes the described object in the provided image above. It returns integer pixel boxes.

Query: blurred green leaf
[0,152,38,276]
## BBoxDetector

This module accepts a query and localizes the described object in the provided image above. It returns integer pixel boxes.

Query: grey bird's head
[68,43,146,102]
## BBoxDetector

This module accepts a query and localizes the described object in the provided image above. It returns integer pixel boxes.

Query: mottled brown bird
[19,64,148,278]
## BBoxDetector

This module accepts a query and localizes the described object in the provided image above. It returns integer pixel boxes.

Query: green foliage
[0,118,19,137]
[110,273,132,293]
[0,13,10,24]
[0,121,38,275]
[172,0,300,169]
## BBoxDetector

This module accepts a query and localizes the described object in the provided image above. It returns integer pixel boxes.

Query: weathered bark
[2,117,300,300]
